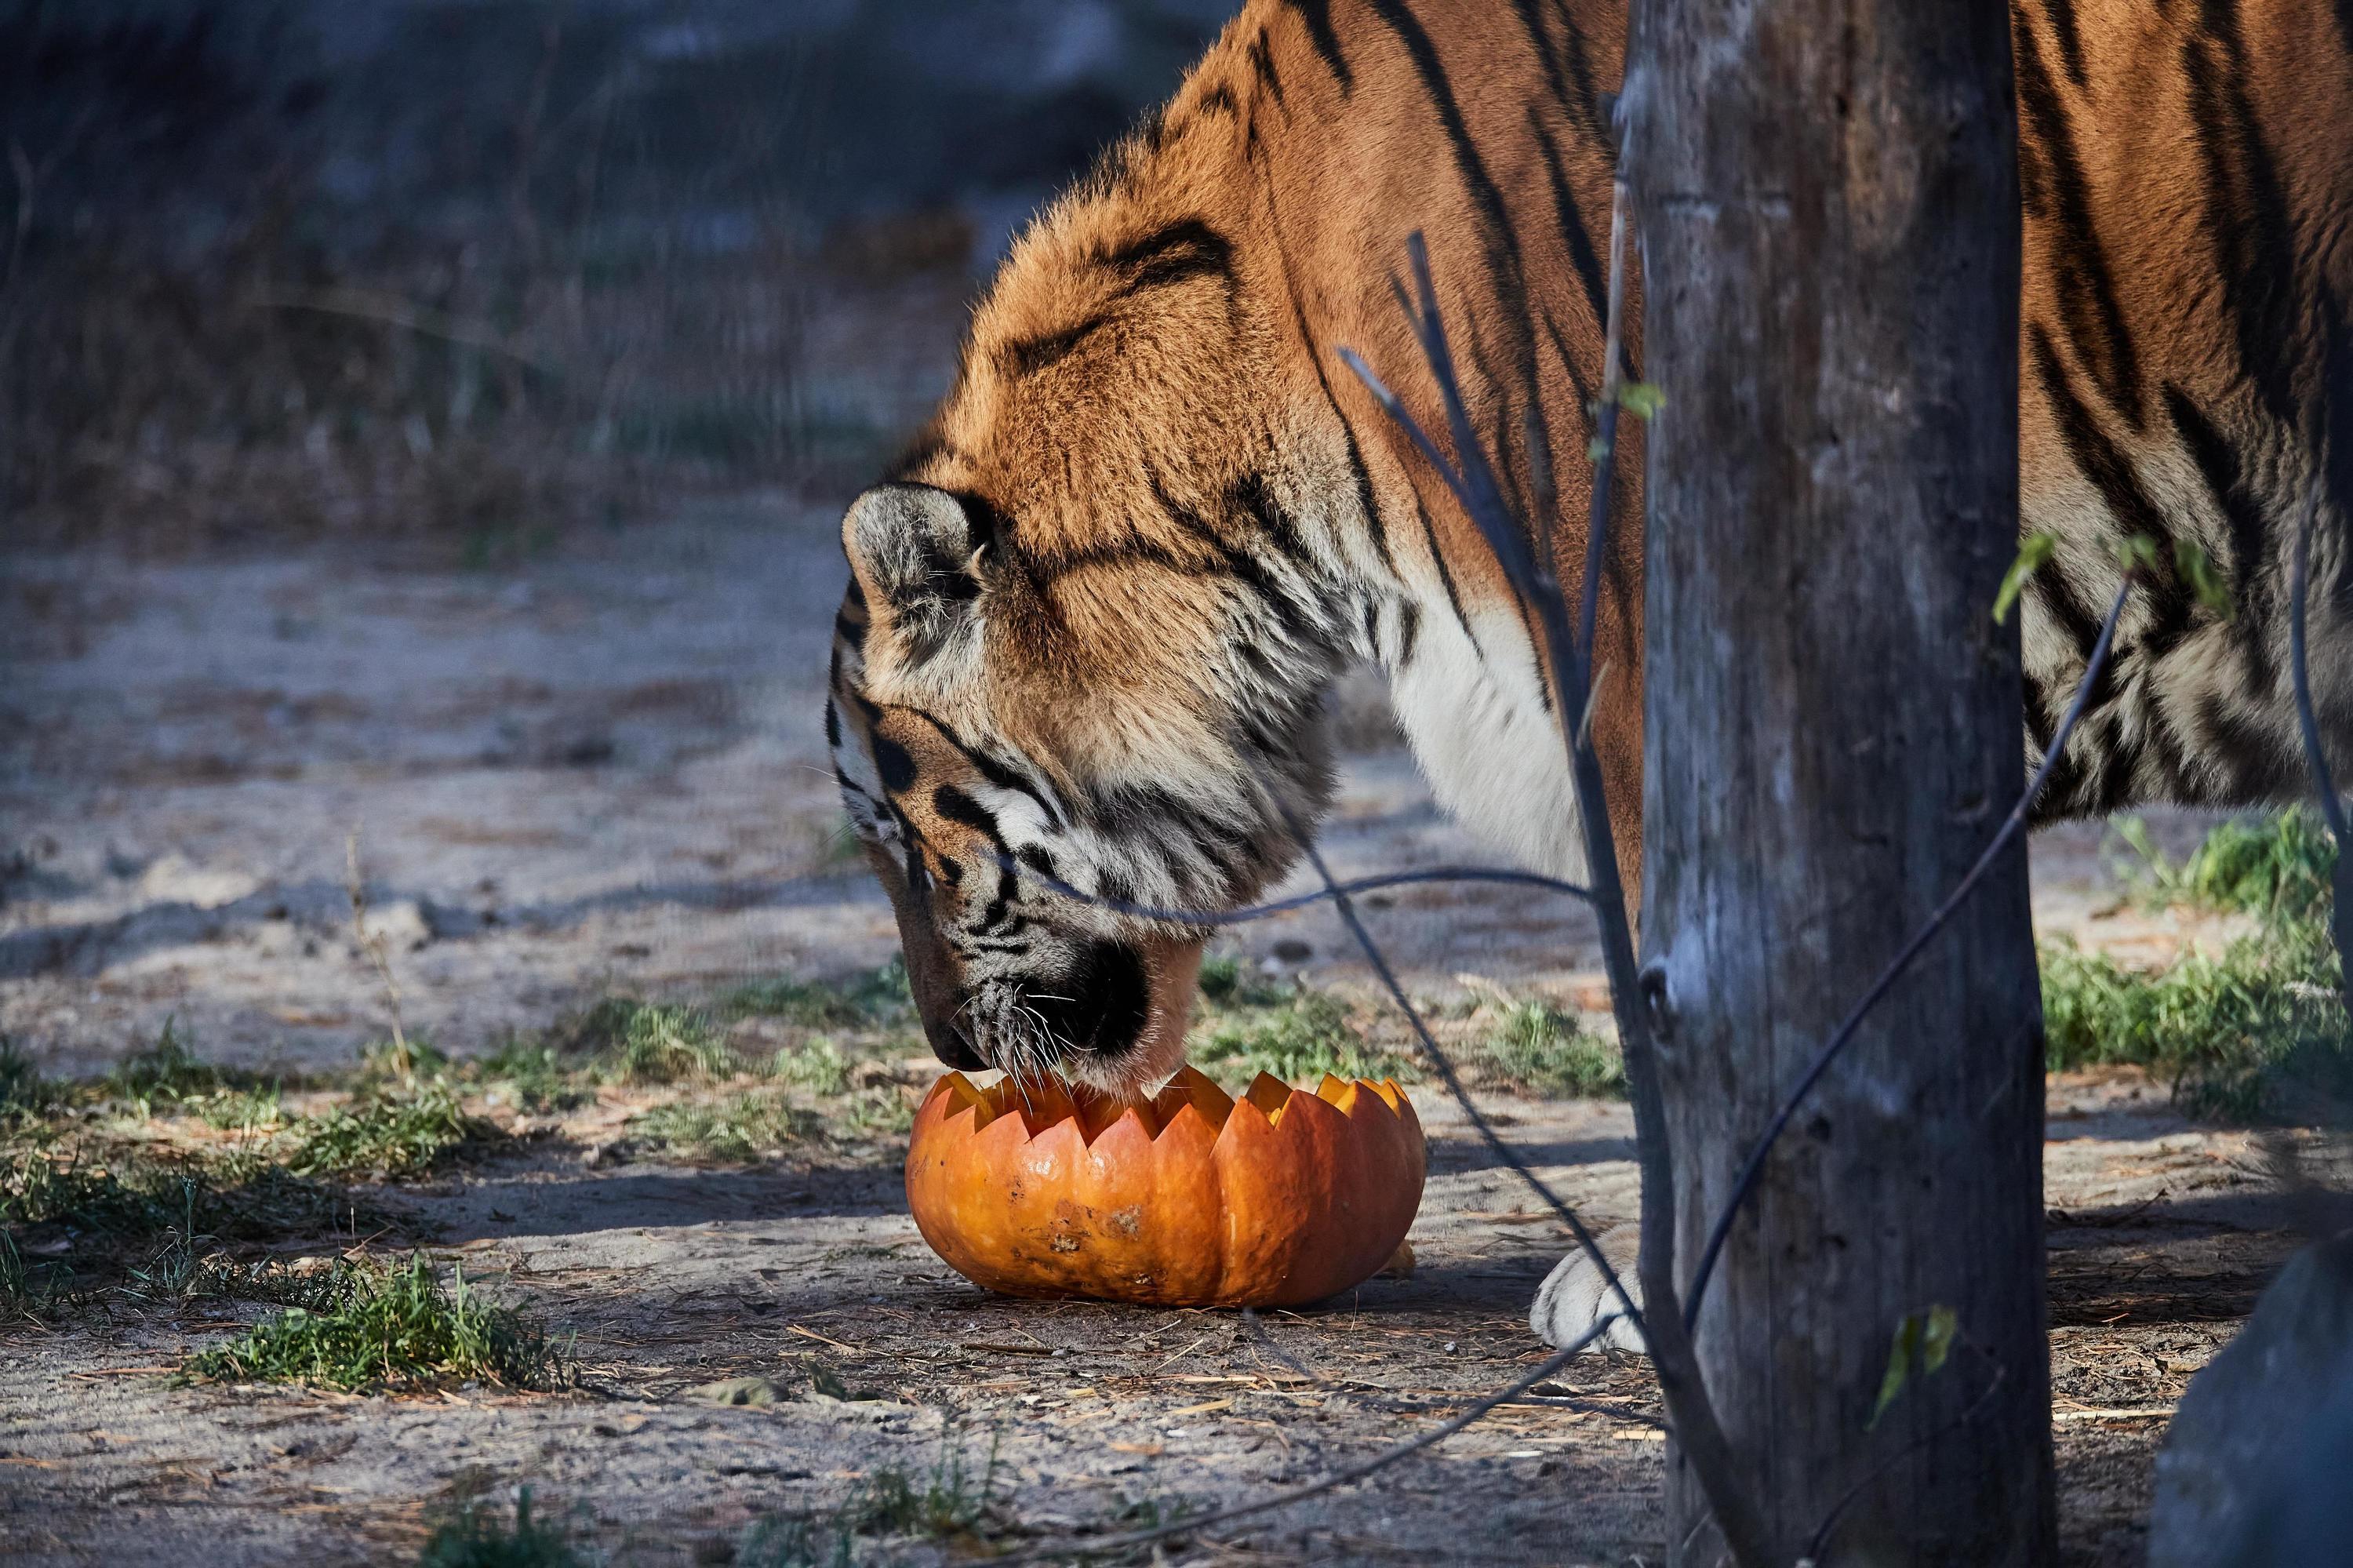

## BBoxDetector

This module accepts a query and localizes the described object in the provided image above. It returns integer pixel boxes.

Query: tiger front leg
[1529,1224,1649,1354]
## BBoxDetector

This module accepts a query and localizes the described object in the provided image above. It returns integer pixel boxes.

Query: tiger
[825,0,2353,1354]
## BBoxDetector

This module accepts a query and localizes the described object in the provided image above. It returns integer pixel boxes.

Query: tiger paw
[1529,1225,1649,1354]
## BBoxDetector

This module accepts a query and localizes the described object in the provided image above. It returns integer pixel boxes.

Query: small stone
[688,1377,784,1407]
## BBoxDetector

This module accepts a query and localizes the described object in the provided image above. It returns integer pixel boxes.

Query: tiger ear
[842,484,995,648]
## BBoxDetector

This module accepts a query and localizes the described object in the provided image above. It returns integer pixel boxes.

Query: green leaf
[1587,437,1613,464]
[1992,531,2058,624]
[1869,1315,1921,1432]
[2174,538,2235,621]
[1617,381,1667,420]
[1870,1305,1962,1430]
[2114,533,2162,576]
[1920,1303,1958,1376]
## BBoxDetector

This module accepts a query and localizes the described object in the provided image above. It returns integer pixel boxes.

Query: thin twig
[249,287,559,375]
[1578,180,1632,677]
[2287,490,2353,1016]
[1682,578,2133,1327]
[1273,794,1640,1323]
[980,1315,1620,1566]
[1347,231,1773,1566]
[1238,1310,1649,1424]
[344,830,413,1084]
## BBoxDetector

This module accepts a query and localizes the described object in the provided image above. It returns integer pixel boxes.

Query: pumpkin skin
[904,1064,1424,1308]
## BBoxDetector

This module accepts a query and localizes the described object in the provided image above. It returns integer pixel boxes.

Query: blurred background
[1,0,1547,1077]
[0,0,2226,1086]
[0,0,1238,551]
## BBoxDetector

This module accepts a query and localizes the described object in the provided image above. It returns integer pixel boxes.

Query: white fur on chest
[1382,600,1588,881]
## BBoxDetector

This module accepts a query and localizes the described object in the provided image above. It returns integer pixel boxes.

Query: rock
[689,1377,784,1407]
[2148,1230,2353,1568]
[136,853,260,910]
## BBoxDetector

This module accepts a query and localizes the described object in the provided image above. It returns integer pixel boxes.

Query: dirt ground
[2,506,2344,1565]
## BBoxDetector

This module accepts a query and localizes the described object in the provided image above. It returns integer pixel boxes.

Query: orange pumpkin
[904,1064,1424,1308]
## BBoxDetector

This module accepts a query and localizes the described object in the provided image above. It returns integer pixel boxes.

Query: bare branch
[1345,226,1774,1566]
[344,830,413,1084]
[2288,490,2353,1016]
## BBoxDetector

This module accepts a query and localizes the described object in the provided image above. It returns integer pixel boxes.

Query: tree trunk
[1627,2,2055,1563]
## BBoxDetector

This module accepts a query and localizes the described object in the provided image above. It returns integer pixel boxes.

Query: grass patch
[104,1020,275,1108]
[724,959,912,1030]
[2114,806,2336,923]
[417,1490,587,1568]
[0,1231,51,1318]
[1478,1001,1624,1098]
[0,1038,54,1118]
[1191,988,1412,1088]
[2,1143,357,1246]
[771,1039,853,1096]
[288,1080,497,1179]
[566,999,736,1084]
[740,1428,1001,1566]
[1197,955,1291,1009]
[628,1091,824,1163]
[846,1429,1000,1539]
[2041,924,2351,1119]
[184,1253,569,1392]
[736,1518,852,1568]
[474,1039,592,1115]
[2046,809,2353,1119]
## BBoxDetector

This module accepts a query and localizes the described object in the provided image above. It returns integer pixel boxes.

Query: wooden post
[1629,2,2055,1562]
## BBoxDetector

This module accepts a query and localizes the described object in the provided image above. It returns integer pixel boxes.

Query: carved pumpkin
[904,1064,1424,1308]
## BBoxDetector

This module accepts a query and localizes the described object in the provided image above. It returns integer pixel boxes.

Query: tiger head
[825,144,1358,1094]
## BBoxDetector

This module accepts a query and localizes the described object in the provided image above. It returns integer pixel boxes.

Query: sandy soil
[1,507,2342,1565]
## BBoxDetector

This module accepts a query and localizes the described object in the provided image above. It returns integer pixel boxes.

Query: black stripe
[1101,219,1234,294]
[2144,698,2194,796]
[1413,495,1481,657]
[1538,308,1595,427]
[1538,0,1610,146]
[2337,0,2353,57]
[2197,691,2295,799]
[1260,162,1398,575]
[932,784,998,838]
[2024,569,2102,670]
[1002,316,1110,377]
[1397,600,1422,667]
[873,733,918,795]
[1198,83,1239,118]
[1509,0,1604,145]
[2023,674,2057,760]
[1531,108,1610,347]
[1248,27,1286,109]
[2161,382,2275,694]
[2042,0,2089,87]
[1229,471,1318,570]
[824,698,842,750]
[2030,326,2192,657]
[1149,471,1321,649]
[2090,713,2142,813]
[1281,0,1353,94]
[2015,23,2145,429]
[2183,0,2302,427]
[1367,0,1544,555]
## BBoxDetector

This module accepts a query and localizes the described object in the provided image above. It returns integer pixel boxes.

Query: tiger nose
[929,1011,987,1072]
